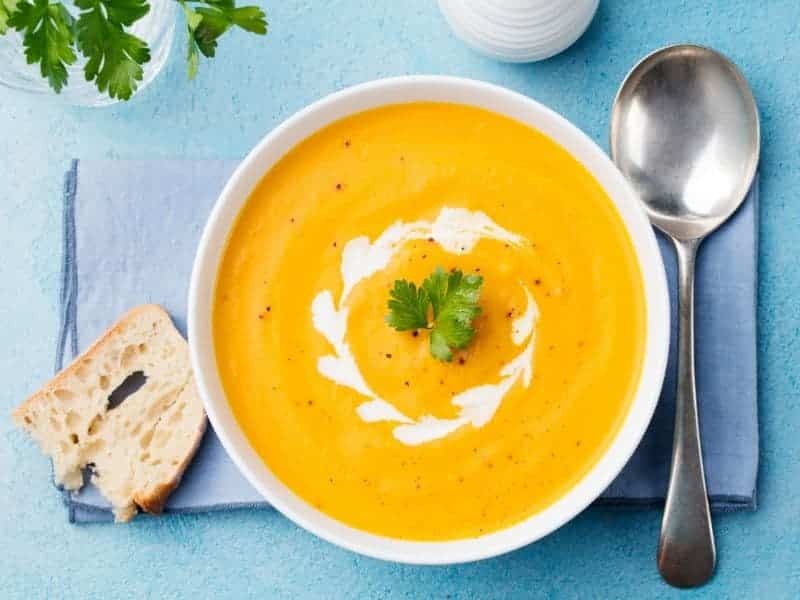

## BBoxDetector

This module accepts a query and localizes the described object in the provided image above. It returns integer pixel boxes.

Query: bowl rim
[187,75,670,565]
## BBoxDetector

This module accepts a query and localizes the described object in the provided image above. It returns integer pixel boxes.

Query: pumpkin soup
[213,102,646,540]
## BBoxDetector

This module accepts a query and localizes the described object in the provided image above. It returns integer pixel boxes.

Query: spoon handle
[657,237,716,587]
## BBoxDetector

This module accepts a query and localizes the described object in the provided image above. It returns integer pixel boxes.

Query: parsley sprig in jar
[0,0,266,106]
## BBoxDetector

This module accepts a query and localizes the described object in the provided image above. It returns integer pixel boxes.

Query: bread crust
[13,304,208,521]
[13,304,167,426]
[134,407,208,515]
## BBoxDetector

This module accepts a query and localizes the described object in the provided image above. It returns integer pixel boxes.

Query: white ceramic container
[439,0,600,62]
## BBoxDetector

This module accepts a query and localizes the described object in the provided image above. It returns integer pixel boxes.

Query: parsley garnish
[0,0,19,34]
[7,0,76,92]
[181,0,267,80]
[75,0,151,100]
[386,266,484,362]
[3,0,267,99]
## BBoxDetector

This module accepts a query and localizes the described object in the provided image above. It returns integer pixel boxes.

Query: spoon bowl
[610,44,760,588]
[611,44,760,240]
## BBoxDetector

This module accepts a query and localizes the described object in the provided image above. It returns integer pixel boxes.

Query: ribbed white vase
[439,0,600,63]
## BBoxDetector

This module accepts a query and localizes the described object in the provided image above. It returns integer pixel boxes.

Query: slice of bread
[13,304,207,522]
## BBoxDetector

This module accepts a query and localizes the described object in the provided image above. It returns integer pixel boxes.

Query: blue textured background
[1,1,797,597]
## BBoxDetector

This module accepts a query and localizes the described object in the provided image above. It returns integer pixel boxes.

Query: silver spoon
[610,44,760,588]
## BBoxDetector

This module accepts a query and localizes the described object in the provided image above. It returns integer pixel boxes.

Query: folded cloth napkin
[57,160,758,523]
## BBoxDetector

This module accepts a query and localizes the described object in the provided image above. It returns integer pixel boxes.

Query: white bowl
[188,76,670,565]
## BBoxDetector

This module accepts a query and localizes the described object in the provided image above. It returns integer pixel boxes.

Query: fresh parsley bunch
[386,266,484,362]
[0,0,267,100]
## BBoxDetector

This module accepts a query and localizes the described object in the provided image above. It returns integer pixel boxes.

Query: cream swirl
[311,207,539,445]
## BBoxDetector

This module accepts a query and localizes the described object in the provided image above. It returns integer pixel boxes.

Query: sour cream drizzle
[311,207,539,445]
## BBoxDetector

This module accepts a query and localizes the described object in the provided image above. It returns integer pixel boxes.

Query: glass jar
[0,0,175,107]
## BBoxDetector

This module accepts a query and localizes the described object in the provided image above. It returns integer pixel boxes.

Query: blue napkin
[57,159,758,522]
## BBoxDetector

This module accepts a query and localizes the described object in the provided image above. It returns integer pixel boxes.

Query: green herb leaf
[0,0,19,34]
[103,0,149,25]
[181,0,266,78]
[385,280,430,331]
[423,267,483,360]
[428,328,453,362]
[181,1,203,79]
[8,0,77,92]
[74,0,151,100]
[386,266,483,362]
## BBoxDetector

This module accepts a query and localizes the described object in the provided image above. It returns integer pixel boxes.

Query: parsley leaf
[8,0,77,92]
[385,267,484,362]
[422,267,483,360]
[0,0,19,34]
[181,1,204,79]
[429,329,453,362]
[181,0,267,79]
[74,0,151,101]
[386,280,429,331]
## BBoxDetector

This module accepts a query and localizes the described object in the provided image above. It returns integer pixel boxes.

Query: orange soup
[213,102,646,540]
